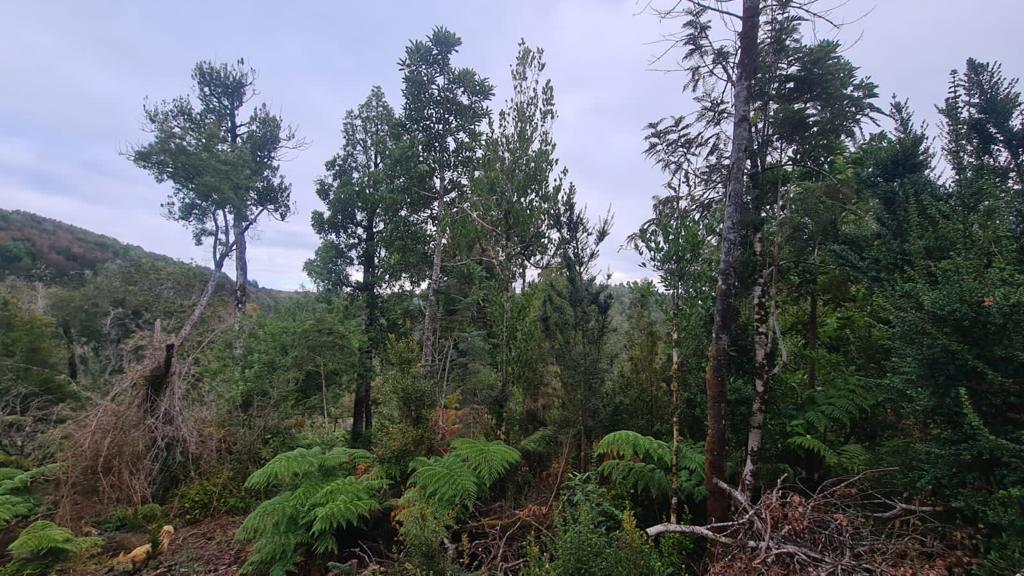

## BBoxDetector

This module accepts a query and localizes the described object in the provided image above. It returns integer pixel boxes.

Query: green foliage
[396,439,520,573]
[0,296,71,408]
[785,377,874,474]
[5,521,101,575]
[236,446,385,576]
[174,470,254,524]
[406,439,520,513]
[0,464,58,530]
[95,503,163,533]
[595,430,705,502]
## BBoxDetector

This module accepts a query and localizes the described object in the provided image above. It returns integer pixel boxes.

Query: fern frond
[244,447,328,490]
[408,457,480,511]
[448,438,522,486]
[518,427,557,456]
[597,460,670,498]
[7,521,102,561]
[594,431,671,468]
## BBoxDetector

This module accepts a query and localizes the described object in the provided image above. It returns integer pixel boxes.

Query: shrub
[174,469,254,524]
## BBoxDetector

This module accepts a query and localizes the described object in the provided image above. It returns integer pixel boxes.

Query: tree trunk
[670,296,681,524]
[807,287,818,389]
[352,221,380,443]
[740,229,770,499]
[233,215,248,318]
[176,259,225,346]
[704,0,761,524]
[421,191,446,371]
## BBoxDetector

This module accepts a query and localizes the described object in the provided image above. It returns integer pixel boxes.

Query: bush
[0,464,58,530]
[174,469,254,524]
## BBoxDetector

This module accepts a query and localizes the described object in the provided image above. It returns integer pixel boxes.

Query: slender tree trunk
[808,289,818,388]
[704,0,761,524]
[741,229,770,499]
[421,189,446,371]
[670,295,681,524]
[352,222,379,443]
[233,215,248,318]
[176,259,225,345]
[320,362,329,430]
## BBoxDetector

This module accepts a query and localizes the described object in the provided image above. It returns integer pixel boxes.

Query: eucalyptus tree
[398,27,494,371]
[307,86,429,442]
[130,59,301,332]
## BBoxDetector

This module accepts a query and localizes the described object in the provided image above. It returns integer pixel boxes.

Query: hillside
[0,209,292,302]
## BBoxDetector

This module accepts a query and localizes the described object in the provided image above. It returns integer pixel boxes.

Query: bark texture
[704,0,762,523]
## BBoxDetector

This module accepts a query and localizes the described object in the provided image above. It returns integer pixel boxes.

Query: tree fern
[236,447,385,576]
[594,431,706,501]
[786,376,875,474]
[397,439,521,570]
[406,439,521,513]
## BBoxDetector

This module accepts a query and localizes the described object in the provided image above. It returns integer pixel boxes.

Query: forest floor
[67,516,249,576]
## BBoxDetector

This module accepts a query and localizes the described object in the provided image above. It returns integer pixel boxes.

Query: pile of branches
[647,471,970,575]
[57,327,216,526]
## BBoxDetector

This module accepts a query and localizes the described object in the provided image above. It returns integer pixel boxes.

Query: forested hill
[0,208,291,299]
[0,208,172,282]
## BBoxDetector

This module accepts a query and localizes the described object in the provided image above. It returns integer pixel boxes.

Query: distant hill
[0,209,177,282]
[0,209,294,301]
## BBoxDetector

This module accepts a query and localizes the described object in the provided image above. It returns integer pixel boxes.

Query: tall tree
[131,59,301,327]
[471,41,562,429]
[398,27,494,372]
[701,0,761,523]
[307,86,428,442]
[540,185,613,469]
[628,194,713,523]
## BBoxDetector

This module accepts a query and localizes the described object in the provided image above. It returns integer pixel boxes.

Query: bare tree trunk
[741,229,770,498]
[176,260,224,346]
[233,216,248,318]
[807,244,818,388]
[670,296,681,524]
[704,0,761,524]
[320,361,329,430]
[421,192,446,371]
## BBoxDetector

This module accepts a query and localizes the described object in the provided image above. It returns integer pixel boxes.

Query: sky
[2,1,1021,290]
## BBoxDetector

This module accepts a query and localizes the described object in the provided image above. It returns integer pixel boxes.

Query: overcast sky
[2,1,1021,290]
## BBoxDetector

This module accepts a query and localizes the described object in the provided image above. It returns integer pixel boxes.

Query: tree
[471,41,563,430]
[628,195,713,522]
[130,59,302,330]
[398,27,493,372]
[701,0,762,523]
[307,86,427,442]
[540,185,613,469]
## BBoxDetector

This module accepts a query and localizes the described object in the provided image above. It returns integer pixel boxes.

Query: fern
[0,464,58,530]
[786,376,876,474]
[236,447,385,576]
[406,439,521,513]
[5,520,102,575]
[517,427,558,458]
[397,439,521,569]
[595,431,671,468]
[594,431,706,502]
